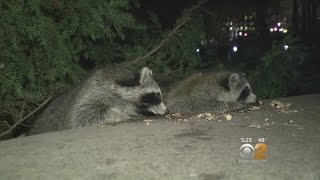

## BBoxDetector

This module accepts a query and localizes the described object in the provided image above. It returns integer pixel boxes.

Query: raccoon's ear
[220,73,240,91]
[229,73,240,86]
[139,67,153,84]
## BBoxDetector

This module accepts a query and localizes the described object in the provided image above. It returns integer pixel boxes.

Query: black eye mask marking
[139,92,162,116]
[140,92,162,105]
[238,87,250,100]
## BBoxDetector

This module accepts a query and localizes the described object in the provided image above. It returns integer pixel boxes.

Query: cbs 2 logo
[239,143,267,159]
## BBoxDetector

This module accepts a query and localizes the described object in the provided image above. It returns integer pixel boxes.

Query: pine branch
[122,0,208,66]
[0,121,11,128]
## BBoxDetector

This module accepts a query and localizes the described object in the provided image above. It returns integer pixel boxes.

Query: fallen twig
[0,96,52,139]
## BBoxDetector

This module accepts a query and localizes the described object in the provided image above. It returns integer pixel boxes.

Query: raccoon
[28,66,168,135]
[164,71,258,114]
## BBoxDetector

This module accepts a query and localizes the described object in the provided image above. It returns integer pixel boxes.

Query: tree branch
[0,121,11,128]
[0,96,52,139]
[122,0,208,66]
[19,101,26,120]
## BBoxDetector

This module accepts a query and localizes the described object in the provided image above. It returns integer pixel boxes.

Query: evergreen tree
[0,0,207,137]
[0,0,147,136]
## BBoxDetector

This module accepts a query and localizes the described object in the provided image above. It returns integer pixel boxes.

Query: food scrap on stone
[269,100,292,109]
[224,114,233,121]
[248,106,261,111]
[269,100,300,114]
[165,112,182,120]
[144,119,154,125]
[194,113,219,121]
[249,122,262,128]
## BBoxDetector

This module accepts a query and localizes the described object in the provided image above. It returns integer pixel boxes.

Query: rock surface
[0,94,319,180]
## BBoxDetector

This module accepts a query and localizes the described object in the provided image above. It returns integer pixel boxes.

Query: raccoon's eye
[141,92,162,105]
[238,87,250,100]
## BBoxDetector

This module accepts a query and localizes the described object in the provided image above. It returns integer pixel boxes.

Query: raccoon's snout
[148,102,169,115]
[245,92,257,104]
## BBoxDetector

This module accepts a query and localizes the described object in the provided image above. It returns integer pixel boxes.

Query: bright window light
[233,46,238,52]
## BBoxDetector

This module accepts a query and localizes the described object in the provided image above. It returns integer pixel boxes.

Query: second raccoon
[164,71,258,113]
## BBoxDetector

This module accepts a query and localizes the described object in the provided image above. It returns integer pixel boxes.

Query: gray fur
[164,71,257,114]
[29,66,168,135]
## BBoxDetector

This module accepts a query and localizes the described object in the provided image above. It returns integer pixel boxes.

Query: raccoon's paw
[248,99,262,106]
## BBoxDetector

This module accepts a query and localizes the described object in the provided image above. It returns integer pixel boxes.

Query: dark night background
[1,2,320,178]
[0,0,319,137]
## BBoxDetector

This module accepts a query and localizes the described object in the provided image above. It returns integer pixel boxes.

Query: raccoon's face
[236,83,257,104]
[139,91,168,116]
[138,67,169,116]
[220,72,257,104]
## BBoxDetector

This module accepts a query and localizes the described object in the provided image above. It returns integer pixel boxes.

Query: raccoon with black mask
[28,67,168,135]
[164,71,258,114]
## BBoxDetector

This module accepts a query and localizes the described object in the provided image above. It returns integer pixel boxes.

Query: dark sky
[139,0,195,27]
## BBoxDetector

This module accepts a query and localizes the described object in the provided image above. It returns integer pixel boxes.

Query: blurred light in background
[233,46,238,52]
